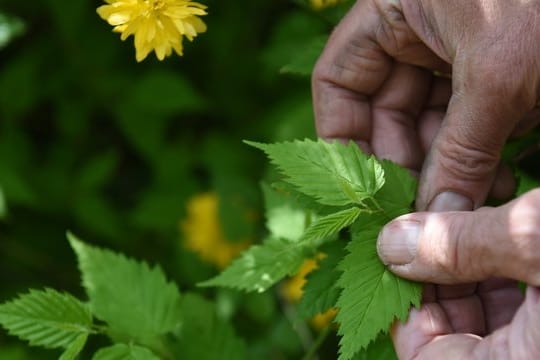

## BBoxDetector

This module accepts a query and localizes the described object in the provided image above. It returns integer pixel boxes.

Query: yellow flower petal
[180,192,251,269]
[97,0,207,61]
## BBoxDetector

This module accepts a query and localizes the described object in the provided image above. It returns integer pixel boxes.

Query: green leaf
[262,182,307,241]
[68,233,182,343]
[92,344,159,360]
[280,35,327,76]
[59,334,88,360]
[374,160,417,219]
[335,215,422,360]
[199,237,309,293]
[301,207,361,245]
[0,288,93,349]
[246,139,385,206]
[298,242,345,319]
[175,294,247,360]
[352,333,397,360]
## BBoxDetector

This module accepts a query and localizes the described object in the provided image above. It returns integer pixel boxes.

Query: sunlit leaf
[246,139,385,206]
[199,237,308,293]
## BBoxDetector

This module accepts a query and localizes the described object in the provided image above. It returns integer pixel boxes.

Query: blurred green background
[2,0,540,358]
[0,0,352,358]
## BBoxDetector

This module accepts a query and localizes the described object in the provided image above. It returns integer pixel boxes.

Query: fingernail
[377,220,420,265]
[428,191,473,212]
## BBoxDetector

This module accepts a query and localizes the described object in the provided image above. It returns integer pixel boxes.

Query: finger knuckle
[510,190,540,284]
[437,129,500,183]
[425,213,473,279]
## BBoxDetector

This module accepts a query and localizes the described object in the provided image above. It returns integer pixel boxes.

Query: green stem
[301,325,332,360]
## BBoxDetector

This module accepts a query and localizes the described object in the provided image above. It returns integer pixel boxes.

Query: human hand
[312,0,540,212]
[376,189,540,358]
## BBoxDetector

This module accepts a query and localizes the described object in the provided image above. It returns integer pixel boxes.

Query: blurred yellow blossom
[97,0,207,62]
[180,192,250,269]
[310,0,342,10]
[281,256,337,330]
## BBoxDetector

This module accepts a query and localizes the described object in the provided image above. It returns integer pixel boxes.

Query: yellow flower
[281,256,337,330]
[97,0,207,62]
[180,192,250,269]
[281,258,319,303]
[310,0,342,10]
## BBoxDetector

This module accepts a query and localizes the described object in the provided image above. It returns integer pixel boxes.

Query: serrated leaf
[199,237,309,293]
[301,207,361,245]
[298,242,345,319]
[68,233,181,343]
[374,160,416,219]
[92,344,159,360]
[336,215,422,360]
[0,288,93,349]
[246,139,385,206]
[59,334,88,360]
[280,35,327,76]
[262,182,306,242]
[175,293,246,360]
[271,180,344,216]
[352,333,397,360]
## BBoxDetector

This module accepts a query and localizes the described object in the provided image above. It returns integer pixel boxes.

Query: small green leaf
[92,344,159,360]
[59,334,88,360]
[0,288,93,349]
[262,182,307,242]
[298,241,345,319]
[68,233,182,343]
[280,35,327,76]
[246,139,385,206]
[301,207,361,245]
[336,215,422,360]
[199,237,308,293]
[175,294,247,360]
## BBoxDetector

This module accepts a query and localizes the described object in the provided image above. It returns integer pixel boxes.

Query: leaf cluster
[0,234,246,359]
[202,139,422,359]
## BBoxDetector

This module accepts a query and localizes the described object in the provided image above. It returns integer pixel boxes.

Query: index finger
[312,0,449,156]
[312,0,392,151]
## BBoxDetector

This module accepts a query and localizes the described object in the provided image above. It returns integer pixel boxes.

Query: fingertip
[391,303,452,359]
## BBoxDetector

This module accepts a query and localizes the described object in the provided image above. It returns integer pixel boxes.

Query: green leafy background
[1,0,539,359]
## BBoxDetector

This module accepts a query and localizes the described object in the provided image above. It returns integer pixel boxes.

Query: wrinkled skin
[312,0,540,358]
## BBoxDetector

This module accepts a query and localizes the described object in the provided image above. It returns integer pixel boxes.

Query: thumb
[416,58,534,211]
[377,189,540,286]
